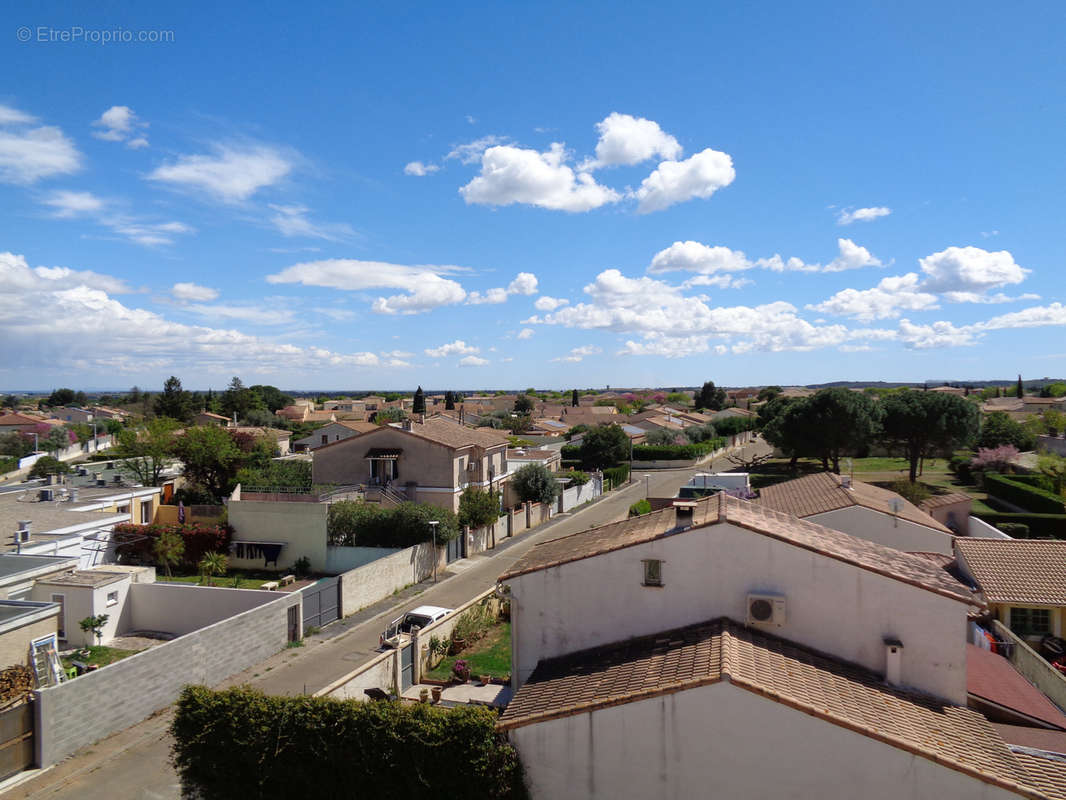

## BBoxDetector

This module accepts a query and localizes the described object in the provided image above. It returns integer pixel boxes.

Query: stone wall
[34,590,300,767]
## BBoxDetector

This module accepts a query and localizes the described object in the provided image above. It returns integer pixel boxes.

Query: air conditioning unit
[746,593,786,627]
[13,529,29,545]
[38,489,54,502]
[467,462,477,472]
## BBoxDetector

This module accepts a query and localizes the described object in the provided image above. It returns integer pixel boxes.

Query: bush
[510,463,560,505]
[560,444,581,459]
[0,456,16,474]
[985,473,1066,514]
[114,522,231,569]
[561,470,589,486]
[171,686,527,800]
[971,511,1066,539]
[236,460,312,491]
[28,456,71,479]
[632,440,724,461]
[996,523,1030,538]
[603,464,630,486]
[451,601,495,645]
[949,452,975,483]
[629,499,652,517]
[327,500,459,547]
[889,479,931,506]
[458,487,502,529]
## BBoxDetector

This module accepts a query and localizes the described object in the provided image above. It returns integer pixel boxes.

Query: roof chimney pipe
[884,637,903,686]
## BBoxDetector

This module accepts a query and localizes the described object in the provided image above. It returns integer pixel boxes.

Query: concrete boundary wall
[34,589,300,767]
[993,619,1066,712]
[326,545,400,574]
[412,588,501,683]
[338,541,442,617]
[967,516,1013,539]
[318,649,398,700]
[560,477,602,513]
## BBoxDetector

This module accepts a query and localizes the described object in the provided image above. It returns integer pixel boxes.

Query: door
[287,605,300,642]
[0,700,35,781]
[446,535,464,563]
[400,643,414,690]
[50,594,65,640]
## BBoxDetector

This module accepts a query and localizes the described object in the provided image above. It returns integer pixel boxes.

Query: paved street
[5,439,769,799]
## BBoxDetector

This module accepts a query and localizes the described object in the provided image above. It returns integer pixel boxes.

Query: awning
[365,448,403,459]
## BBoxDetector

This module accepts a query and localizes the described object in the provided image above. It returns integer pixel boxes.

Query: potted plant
[431,686,443,703]
[419,687,430,703]
[452,659,470,683]
[479,674,491,686]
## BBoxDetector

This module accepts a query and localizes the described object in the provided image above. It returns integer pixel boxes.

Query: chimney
[402,419,412,432]
[884,638,903,686]
[672,500,696,530]
[70,487,79,503]
[17,521,30,535]
[840,475,852,490]
[419,413,425,425]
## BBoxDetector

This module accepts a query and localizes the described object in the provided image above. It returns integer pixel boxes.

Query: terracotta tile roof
[498,618,1042,796]
[1015,751,1066,800]
[920,492,974,511]
[967,644,1066,729]
[315,416,508,454]
[0,413,47,426]
[500,494,977,605]
[909,551,957,569]
[955,540,1066,606]
[755,471,952,533]
[336,421,379,434]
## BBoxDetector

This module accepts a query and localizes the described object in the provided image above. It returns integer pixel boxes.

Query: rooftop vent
[70,487,79,503]
[840,475,852,489]
[672,500,697,530]
[38,488,54,502]
[884,637,904,686]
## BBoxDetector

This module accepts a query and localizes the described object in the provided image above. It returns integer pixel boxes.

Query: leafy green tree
[71,422,94,445]
[684,422,719,443]
[513,394,535,414]
[241,408,277,427]
[248,384,293,413]
[412,386,426,415]
[1044,409,1066,437]
[979,411,1035,451]
[375,407,406,424]
[1039,382,1066,398]
[579,424,630,470]
[78,614,109,646]
[695,381,726,411]
[646,428,682,446]
[801,389,882,473]
[154,528,185,579]
[666,392,691,406]
[43,426,73,456]
[761,398,817,470]
[155,376,195,422]
[881,391,980,482]
[114,417,179,486]
[458,487,501,528]
[571,389,579,407]
[220,376,264,420]
[1,395,18,409]
[757,386,783,402]
[1037,454,1066,495]
[29,455,71,478]
[510,463,561,505]
[172,426,245,502]
[0,432,34,459]
[236,460,312,491]
[47,388,77,407]
[198,552,228,586]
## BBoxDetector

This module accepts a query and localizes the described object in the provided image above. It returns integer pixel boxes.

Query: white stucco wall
[507,521,969,703]
[509,682,1021,800]
[808,506,955,555]
[127,583,281,636]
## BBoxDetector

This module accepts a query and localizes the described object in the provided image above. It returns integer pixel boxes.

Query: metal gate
[446,535,464,563]
[0,700,34,781]
[301,577,340,630]
[400,643,414,690]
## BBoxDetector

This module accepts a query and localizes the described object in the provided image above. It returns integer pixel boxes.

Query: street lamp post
[428,520,439,583]
[644,474,650,500]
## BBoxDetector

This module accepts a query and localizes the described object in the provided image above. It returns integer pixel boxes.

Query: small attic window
[642,559,663,587]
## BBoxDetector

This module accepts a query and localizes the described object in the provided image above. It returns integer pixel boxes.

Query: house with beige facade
[495,493,1066,799]
[312,418,510,512]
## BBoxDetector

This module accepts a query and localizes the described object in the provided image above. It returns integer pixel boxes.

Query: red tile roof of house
[955,540,1066,606]
[755,471,952,533]
[500,493,977,605]
[498,617,1047,797]
[968,644,1066,729]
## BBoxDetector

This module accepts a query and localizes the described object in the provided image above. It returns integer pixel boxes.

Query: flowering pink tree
[971,445,1019,474]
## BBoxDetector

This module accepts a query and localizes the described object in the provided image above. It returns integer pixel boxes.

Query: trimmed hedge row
[560,444,580,459]
[632,439,724,461]
[972,510,1066,539]
[115,522,231,568]
[985,473,1066,514]
[172,686,527,800]
[603,464,630,486]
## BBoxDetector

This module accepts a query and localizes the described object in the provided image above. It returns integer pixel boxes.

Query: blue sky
[2,1,1065,391]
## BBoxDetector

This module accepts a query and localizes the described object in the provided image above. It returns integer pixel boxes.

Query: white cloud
[0,251,398,375]
[680,274,752,290]
[824,238,883,272]
[104,218,193,247]
[633,148,735,213]
[267,258,469,315]
[0,121,81,184]
[181,303,296,326]
[807,273,938,321]
[919,246,1030,298]
[0,105,36,125]
[446,136,508,164]
[551,344,602,363]
[897,318,979,349]
[534,295,569,311]
[516,328,534,340]
[617,333,712,358]
[978,302,1066,331]
[466,288,508,305]
[507,272,538,295]
[837,206,891,225]
[582,113,681,170]
[91,106,149,148]
[404,161,440,176]
[425,340,479,358]
[268,204,354,241]
[459,355,489,366]
[460,143,621,212]
[172,282,219,302]
[42,190,104,217]
[147,144,293,203]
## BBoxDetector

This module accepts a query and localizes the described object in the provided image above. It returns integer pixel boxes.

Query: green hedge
[972,510,1066,539]
[172,686,527,800]
[985,473,1066,514]
[603,464,630,486]
[560,444,581,459]
[327,500,460,547]
[0,456,15,474]
[632,439,724,461]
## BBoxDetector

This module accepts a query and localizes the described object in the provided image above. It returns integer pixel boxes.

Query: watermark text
[16,26,175,44]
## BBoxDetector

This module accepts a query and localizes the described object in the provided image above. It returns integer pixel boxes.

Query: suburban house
[193,410,232,427]
[505,448,561,472]
[46,407,96,424]
[954,539,1066,643]
[311,418,510,512]
[495,493,1066,799]
[293,420,378,452]
[0,414,54,434]
[754,471,957,554]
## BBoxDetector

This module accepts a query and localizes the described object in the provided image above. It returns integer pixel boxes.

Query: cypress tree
[1017,374,1024,399]
[413,386,426,414]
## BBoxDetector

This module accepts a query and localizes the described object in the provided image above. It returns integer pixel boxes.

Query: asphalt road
[6,438,770,800]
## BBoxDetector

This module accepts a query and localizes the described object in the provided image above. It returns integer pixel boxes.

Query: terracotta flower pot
[431,686,443,703]
[419,688,430,703]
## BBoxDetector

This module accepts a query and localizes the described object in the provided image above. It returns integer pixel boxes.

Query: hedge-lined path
[4,437,771,800]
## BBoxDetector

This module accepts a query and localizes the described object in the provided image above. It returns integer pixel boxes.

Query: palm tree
[199,552,228,586]
[153,529,184,579]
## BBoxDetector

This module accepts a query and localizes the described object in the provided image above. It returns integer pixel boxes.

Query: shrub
[984,473,1066,514]
[561,470,589,486]
[28,456,71,478]
[451,602,494,645]
[115,522,231,569]
[629,499,652,517]
[510,463,560,505]
[971,445,1019,475]
[235,460,312,491]
[971,511,1065,539]
[996,523,1030,538]
[632,440,724,461]
[603,464,630,486]
[327,500,459,547]
[949,451,975,483]
[560,444,581,459]
[171,686,527,800]
[889,479,931,506]
[0,456,16,474]
[458,487,502,529]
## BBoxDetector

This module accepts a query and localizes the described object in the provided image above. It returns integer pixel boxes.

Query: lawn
[427,621,511,681]
[156,572,285,590]
[61,645,141,671]
[749,456,981,496]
